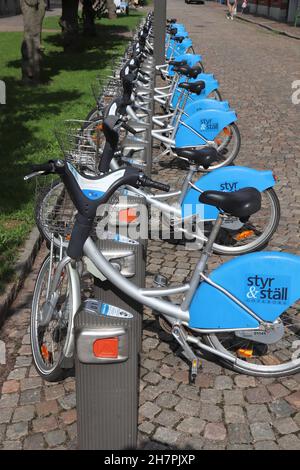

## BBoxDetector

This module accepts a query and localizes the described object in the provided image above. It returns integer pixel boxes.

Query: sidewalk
[0,7,60,32]
[236,11,300,40]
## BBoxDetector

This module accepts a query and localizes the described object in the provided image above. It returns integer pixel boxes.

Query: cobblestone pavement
[1,1,300,450]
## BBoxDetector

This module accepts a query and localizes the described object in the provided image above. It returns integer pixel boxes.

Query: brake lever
[24,170,45,181]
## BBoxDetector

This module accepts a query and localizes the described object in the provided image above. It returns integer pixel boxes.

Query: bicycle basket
[53,120,104,173]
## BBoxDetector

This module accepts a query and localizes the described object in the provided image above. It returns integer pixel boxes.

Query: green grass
[0,11,145,292]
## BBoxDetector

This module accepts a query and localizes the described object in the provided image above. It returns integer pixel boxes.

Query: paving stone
[0,424,6,443]
[223,390,244,406]
[143,338,159,351]
[138,421,155,435]
[202,441,226,450]
[15,356,32,368]
[153,427,182,447]
[2,380,20,394]
[215,375,233,390]
[175,398,200,417]
[269,399,295,418]
[45,430,67,447]
[6,421,28,440]
[0,393,19,409]
[234,376,256,388]
[0,407,13,424]
[224,405,245,424]
[7,368,27,380]
[267,383,290,399]
[199,404,222,423]
[177,417,206,435]
[58,393,76,410]
[12,405,35,423]
[60,409,77,425]
[20,377,42,391]
[32,416,58,433]
[20,388,41,405]
[203,423,226,441]
[195,374,214,389]
[23,433,45,450]
[66,423,77,441]
[227,424,252,444]
[278,434,300,450]
[2,440,23,450]
[254,441,279,450]
[18,345,32,356]
[177,383,199,401]
[227,444,253,450]
[173,370,190,384]
[273,417,299,435]
[154,410,180,428]
[250,422,275,442]
[285,391,300,409]
[178,436,204,450]
[140,402,161,420]
[141,386,162,402]
[245,386,272,404]
[200,389,222,405]
[143,359,159,371]
[35,400,59,417]
[246,404,272,423]
[44,384,65,401]
[156,392,180,410]
[294,412,300,427]
[28,366,39,378]
[143,372,161,385]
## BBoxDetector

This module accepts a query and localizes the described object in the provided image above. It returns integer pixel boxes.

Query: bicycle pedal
[190,358,200,384]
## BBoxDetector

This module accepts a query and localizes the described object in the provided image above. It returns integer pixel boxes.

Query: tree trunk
[20,0,46,85]
[106,0,116,19]
[82,0,96,36]
[60,0,79,49]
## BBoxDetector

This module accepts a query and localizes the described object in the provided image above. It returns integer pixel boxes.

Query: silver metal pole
[154,0,167,67]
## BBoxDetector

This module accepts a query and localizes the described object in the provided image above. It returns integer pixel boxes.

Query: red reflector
[93,338,119,358]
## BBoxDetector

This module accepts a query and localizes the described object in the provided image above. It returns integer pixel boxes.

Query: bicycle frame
[48,213,282,365]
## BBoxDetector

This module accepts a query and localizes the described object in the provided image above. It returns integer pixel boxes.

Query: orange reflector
[119,208,138,224]
[222,127,232,137]
[235,230,255,241]
[93,338,119,359]
[95,123,103,131]
[215,138,222,146]
[237,348,253,358]
[41,344,50,361]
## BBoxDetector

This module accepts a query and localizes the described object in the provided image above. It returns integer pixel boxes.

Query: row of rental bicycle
[25,12,300,384]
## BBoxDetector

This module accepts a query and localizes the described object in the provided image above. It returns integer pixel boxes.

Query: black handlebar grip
[67,214,94,260]
[30,161,55,173]
[144,178,170,192]
[122,123,137,135]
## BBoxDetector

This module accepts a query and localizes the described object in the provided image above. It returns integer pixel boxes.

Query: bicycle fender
[175,109,238,147]
[183,98,230,119]
[189,252,300,328]
[181,166,276,220]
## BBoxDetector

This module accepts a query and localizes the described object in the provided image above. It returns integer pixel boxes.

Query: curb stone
[0,227,42,328]
[236,14,300,40]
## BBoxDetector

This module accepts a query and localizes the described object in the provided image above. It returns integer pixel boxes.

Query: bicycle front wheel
[31,255,73,382]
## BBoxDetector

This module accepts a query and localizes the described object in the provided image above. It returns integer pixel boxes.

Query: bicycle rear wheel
[212,188,280,255]
[203,300,300,377]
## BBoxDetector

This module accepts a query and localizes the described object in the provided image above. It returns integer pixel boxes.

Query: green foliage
[0,11,144,292]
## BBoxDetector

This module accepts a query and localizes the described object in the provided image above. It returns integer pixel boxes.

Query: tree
[106,0,117,19]
[20,0,46,85]
[60,0,80,48]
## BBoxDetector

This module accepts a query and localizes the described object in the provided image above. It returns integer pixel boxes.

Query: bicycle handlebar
[141,176,170,193]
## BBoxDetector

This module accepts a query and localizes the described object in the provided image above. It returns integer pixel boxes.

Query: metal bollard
[74,299,140,450]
